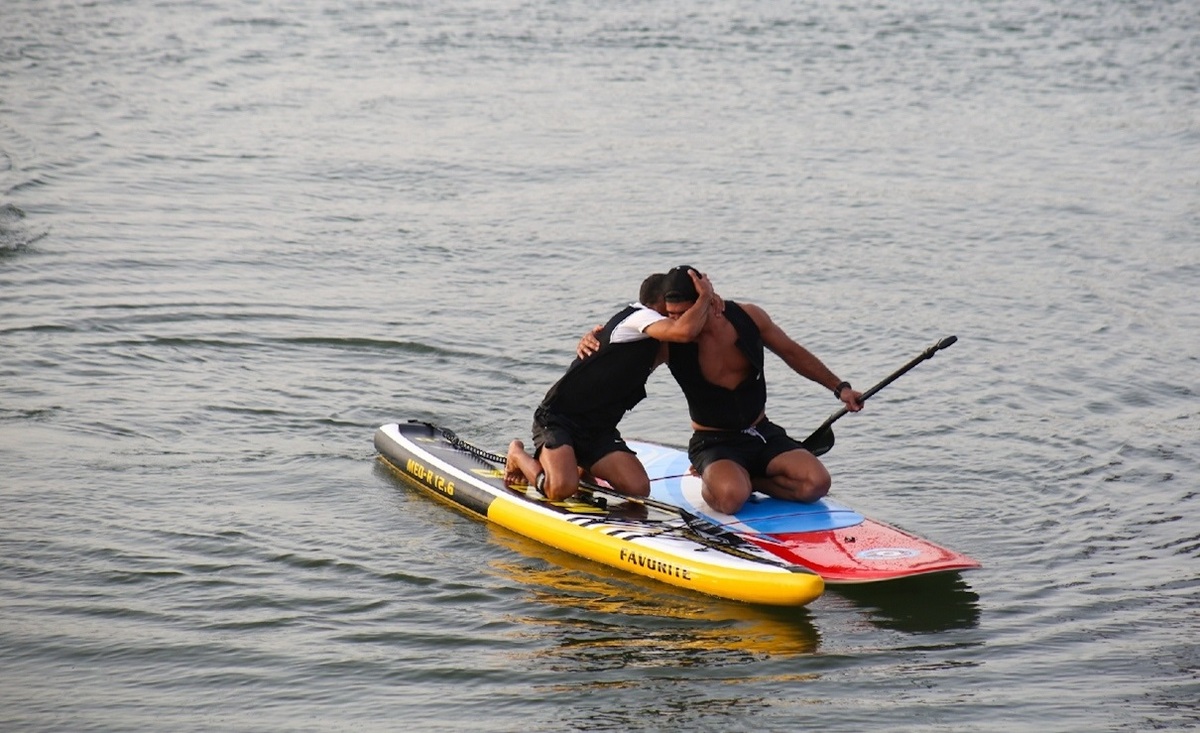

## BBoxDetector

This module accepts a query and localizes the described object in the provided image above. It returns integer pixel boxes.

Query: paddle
[429,421,759,553]
[801,335,958,457]
[575,479,793,565]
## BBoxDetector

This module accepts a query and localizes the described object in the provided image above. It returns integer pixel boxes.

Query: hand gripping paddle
[801,335,958,457]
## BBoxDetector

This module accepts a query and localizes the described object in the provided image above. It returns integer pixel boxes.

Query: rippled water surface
[2,0,1198,730]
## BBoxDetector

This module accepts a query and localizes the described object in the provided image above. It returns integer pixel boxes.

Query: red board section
[747,518,981,584]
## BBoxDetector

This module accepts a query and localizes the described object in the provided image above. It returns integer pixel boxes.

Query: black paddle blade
[802,426,834,457]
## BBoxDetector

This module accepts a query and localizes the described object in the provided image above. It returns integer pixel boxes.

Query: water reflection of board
[631,440,981,583]
[374,422,825,606]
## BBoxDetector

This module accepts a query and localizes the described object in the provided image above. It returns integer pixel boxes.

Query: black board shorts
[687,418,804,476]
[531,407,635,471]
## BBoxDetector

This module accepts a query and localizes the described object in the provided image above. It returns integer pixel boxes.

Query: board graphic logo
[855,547,921,560]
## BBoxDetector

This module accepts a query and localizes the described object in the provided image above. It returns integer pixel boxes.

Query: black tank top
[539,305,661,434]
[667,301,767,429]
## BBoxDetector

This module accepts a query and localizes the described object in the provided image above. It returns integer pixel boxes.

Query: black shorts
[687,418,804,477]
[531,408,635,471]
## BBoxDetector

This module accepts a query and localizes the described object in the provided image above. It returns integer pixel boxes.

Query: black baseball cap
[662,265,701,303]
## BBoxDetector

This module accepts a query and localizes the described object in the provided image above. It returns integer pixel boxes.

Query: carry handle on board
[801,335,958,457]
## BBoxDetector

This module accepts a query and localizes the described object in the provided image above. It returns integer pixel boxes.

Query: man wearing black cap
[505,269,716,501]
[660,265,864,515]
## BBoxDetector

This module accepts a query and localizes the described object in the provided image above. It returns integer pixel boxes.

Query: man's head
[662,265,701,318]
[639,273,667,311]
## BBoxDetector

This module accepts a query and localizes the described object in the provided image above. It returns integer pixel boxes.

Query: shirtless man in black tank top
[660,265,864,515]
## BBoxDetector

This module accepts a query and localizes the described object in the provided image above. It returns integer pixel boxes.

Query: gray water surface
[2,1,1197,730]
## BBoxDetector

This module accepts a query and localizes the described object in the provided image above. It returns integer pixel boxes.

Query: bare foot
[505,440,529,488]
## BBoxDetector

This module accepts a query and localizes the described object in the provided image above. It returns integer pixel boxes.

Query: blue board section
[630,440,864,535]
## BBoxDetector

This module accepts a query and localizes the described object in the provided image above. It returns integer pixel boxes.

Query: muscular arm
[575,271,714,358]
[643,272,715,343]
[744,303,861,410]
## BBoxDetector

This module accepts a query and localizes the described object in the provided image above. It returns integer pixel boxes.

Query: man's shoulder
[611,304,665,343]
[725,300,768,326]
[726,299,764,313]
[623,303,666,327]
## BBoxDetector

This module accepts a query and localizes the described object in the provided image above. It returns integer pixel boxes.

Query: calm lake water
[2,0,1198,730]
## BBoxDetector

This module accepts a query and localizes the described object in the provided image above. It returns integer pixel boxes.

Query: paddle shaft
[576,479,774,556]
[802,335,958,453]
[578,479,680,515]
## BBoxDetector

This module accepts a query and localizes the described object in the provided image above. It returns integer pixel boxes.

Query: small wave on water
[0,203,45,255]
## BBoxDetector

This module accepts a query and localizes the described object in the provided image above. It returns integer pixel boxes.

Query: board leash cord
[410,419,508,465]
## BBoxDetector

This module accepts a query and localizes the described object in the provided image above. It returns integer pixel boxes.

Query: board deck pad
[630,439,980,583]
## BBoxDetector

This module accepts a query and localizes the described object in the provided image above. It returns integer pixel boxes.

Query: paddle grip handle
[859,334,957,403]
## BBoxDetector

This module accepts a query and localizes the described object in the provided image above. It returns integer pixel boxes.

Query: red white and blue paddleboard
[631,440,981,583]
